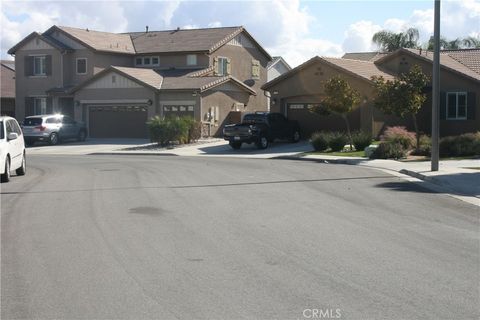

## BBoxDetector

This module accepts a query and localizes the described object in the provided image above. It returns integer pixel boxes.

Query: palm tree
[372,28,420,52]
[462,36,480,48]
[427,35,480,50]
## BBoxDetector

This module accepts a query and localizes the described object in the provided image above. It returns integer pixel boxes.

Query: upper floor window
[76,58,87,75]
[187,54,197,66]
[34,56,46,76]
[215,57,230,76]
[446,92,467,120]
[135,56,160,67]
[251,59,260,80]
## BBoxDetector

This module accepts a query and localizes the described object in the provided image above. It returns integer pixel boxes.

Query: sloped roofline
[374,48,480,83]
[70,66,162,93]
[71,66,256,95]
[262,56,391,90]
[7,31,73,55]
[200,76,257,95]
[43,25,136,56]
[268,56,292,70]
[209,26,272,61]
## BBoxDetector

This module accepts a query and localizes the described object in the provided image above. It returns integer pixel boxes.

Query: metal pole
[431,0,441,171]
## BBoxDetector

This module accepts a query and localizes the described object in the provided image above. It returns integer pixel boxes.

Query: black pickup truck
[223,112,301,149]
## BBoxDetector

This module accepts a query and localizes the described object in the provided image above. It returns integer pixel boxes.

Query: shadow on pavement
[197,140,312,155]
[375,181,438,194]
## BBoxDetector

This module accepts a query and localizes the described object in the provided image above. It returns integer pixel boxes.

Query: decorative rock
[364,144,378,158]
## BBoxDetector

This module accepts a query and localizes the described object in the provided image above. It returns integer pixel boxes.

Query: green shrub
[381,126,415,150]
[180,117,202,143]
[351,131,372,151]
[310,132,329,151]
[370,142,407,159]
[148,116,194,146]
[440,132,480,157]
[328,132,348,152]
[411,135,431,156]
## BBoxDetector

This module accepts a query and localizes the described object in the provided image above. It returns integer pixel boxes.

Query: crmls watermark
[301,308,342,319]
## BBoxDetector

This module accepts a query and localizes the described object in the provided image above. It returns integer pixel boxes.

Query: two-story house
[8,25,271,138]
[262,48,479,137]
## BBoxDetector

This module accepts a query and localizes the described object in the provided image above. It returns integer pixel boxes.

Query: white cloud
[255,0,343,67]
[1,1,129,58]
[342,20,382,52]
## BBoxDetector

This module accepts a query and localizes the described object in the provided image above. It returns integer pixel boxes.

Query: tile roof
[342,52,389,62]
[7,32,73,54]
[126,26,242,54]
[442,49,480,74]
[1,61,15,98]
[320,57,396,81]
[57,26,136,54]
[72,67,256,95]
[111,66,164,89]
[376,48,480,82]
[156,69,255,94]
[267,56,292,70]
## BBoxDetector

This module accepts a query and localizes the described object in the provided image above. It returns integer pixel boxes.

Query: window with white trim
[76,58,87,74]
[218,57,228,76]
[135,57,143,65]
[33,56,46,76]
[446,92,467,120]
[187,54,197,66]
[34,97,47,115]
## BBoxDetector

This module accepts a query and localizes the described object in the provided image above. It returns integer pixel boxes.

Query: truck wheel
[256,136,269,149]
[229,142,242,149]
[290,130,300,143]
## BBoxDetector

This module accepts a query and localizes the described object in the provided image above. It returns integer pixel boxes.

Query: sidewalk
[292,154,480,205]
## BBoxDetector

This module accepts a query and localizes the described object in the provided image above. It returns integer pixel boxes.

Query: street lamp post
[431,0,441,171]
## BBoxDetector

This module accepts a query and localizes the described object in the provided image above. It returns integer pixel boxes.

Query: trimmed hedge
[439,132,480,157]
[310,132,329,151]
[352,131,372,151]
[370,142,407,159]
[148,116,201,146]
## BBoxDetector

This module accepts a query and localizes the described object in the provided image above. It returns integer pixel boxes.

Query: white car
[0,116,26,182]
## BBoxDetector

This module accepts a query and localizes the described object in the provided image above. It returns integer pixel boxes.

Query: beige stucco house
[1,60,16,117]
[8,25,271,138]
[262,48,479,138]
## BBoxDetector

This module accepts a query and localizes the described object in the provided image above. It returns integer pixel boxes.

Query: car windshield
[23,118,43,126]
[0,121,4,140]
[243,114,267,124]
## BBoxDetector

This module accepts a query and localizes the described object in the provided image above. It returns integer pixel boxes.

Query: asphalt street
[1,155,479,320]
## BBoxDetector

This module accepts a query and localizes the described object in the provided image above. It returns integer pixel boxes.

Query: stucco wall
[268,59,374,137]
[201,88,251,136]
[213,40,269,112]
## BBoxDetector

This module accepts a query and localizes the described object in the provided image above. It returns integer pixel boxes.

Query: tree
[372,65,430,150]
[372,28,420,52]
[311,76,361,149]
[427,35,480,50]
[462,36,480,48]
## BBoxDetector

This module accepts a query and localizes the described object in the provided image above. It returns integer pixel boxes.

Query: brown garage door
[89,106,148,138]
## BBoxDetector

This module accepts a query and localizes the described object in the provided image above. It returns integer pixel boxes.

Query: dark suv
[22,114,87,146]
[223,112,300,149]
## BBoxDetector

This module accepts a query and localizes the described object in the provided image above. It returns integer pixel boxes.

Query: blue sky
[1,0,479,66]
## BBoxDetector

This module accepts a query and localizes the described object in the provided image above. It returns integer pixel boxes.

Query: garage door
[89,106,148,138]
[287,103,326,136]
